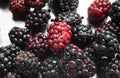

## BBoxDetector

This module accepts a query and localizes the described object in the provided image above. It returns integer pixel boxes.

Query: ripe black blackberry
[41,56,66,78]
[109,0,120,25]
[58,44,96,78]
[50,0,79,15]
[5,72,21,78]
[14,51,41,78]
[53,12,83,27]
[8,27,31,48]
[106,55,120,78]
[25,9,51,32]
[97,21,120,41]
[89,30,120,67]
[27,32,49,59]
[72,24,94,48]
[0,44,21,75]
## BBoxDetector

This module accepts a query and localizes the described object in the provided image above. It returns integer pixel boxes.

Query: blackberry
[5,72,21,78]
[14,51,40,78]
[25,9,51,32]
[50,0,79,15]
[24,0,48,9]
[106,56,120,78]
[109,0,120,25]
[27,32,49,59]
[9,0,29,20]
[98,21,120,41]
[90,30,120,63]
[53,12,83,27]
[88,0,111,24]
[72,24,94,48]
[47,22,72,53]
[41,56,66,78]
[8,27,31,48]
[0,44,21,74]
[58,44,96,78]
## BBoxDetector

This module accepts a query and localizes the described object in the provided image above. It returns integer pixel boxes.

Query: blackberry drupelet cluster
[91,30,120,63]
[8,27,31,48]
[9,0,29,20]
[41,56,65,78]
[72,24,94,48]
[24,0,48,9]
[5,72,21,78]
[25,9,51,32]
[97,21,120,40]
[107,55,120,78]
[0,44,21,75]
[14,51,40,78]
[27,32,49,59]
[47,22,72,53]
[88,0,111,24]
[58,44,96,78]
[50,0,79,15]
[109,0,120,25]
[54,12,83,27]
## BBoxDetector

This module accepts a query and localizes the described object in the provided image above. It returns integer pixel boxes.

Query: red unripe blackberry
[88,0,111,24]
[47,22,72,53]
[9,0,29,20]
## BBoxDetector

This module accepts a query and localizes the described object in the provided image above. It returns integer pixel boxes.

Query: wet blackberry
[27,32,49,59]
[5,72,21,78]
[14,51,40,78]
[72,24,94,48]
[58,44,96,78]
[53,12,83,27]
[25,9,51,32]
[50,0,79,15]
[0,44,21,74]
[41,56,66,78]
[8,27,31,48]
[109,0,120,25]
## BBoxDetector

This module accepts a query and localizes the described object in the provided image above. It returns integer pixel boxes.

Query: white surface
[0,0,116,78]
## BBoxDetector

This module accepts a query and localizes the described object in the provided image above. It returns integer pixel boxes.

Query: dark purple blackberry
[53,12,83,27]
[109,0,120,25]
[5,72,21,78]
[58,44,96,78]
[25,9,51,32]
[0,44,21,74]
[106,55,120,78]
[72,24,94,48]
[98,21,120,41]
[14,51,41,78]
[50,0,79,15]
[27,32,49,59]
[92,30,120,58]
[40,56,66,78]
[8,27,31,48]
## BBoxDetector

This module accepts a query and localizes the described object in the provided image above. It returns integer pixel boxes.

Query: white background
[0,0,116,77]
